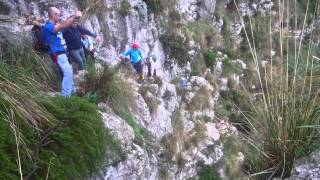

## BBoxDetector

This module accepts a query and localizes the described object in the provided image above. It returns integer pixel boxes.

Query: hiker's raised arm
[54,16,76,32]
[124,49,131,57]
[78,26,96,37]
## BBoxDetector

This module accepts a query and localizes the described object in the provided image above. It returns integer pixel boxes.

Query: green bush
[74,0,105,14]
[1,45,59,90]
[235,3,320,178]
[120,112,153,143]
[0,1,10,15]
[36,97,123,179]
[203,49,217,69]
[0,96,123,179]
[169,10,181,22]
[119,0,131,16]
[198,165,221,180]
[221,59,243,77]
[160,32,190,66]
[0,43,123,180]
[0,98,36,180]
[84,63,136,115]
[221,19,239,59]
[142,0,160,14]
[191,57,207,76]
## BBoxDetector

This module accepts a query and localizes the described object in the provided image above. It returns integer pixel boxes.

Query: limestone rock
[288,150,320,179]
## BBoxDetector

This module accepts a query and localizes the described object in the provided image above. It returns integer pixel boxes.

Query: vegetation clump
[160,32,190,67]
[142,0,160,14]
[197,165,221,180]
[0,46,123,179]
[119,0,131,16]
[203,49,217,69]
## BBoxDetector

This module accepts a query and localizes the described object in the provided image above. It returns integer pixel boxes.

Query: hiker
[145,56,157,77]
[81,34,96,58]
[122,43,145,80]
[62,13,99,72]
[43,7,79,97]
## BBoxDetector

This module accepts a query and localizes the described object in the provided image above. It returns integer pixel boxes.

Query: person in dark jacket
[63,16,99,71]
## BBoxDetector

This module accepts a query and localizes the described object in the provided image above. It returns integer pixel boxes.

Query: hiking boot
[138,74,144,81]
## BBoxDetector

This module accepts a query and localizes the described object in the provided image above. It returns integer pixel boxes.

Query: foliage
[0,96,123,179]
[191,57,206,76]
[0,1,10,15]
[189,87,212,111]
[83,63,136,115]
[197,165,221,180]
[159,32,190,66]
[186,20,224,49]
[33,96,123,179]
[169,10,181,22]
[120,112,152,143]
[119,0,131,16]
[139,85,160,114]
[142,0,160,14]
[0,46,123,179]
[203,49,217,69]
[221,19,239,59]
[74,0,106,15]
[221,59,243,77]
[1,44,59,90]
[230,0,320,178]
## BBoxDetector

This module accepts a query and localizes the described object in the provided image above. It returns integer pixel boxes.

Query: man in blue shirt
[43,7,79,97]
[122,43,145,80]
[63,19,99,71]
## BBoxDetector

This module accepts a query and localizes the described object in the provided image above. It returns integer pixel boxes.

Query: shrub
[0,1,10,15]
[142,0,160,14]
[119,112,153,143]
[221,19,239,59]
[159,32,190,66]
[221,59,243,77]
[203,49,217,69]
[186,20,224,49]
[119,0,131,16]
[34,96,124,179]
[191,59,206,76]
[0,96,124,180]
[189,87,212,111]
[1,45,59,90]
[139,85,161,114]
[169,10,181,22]
[197,165,221,180]
[84,63,136,115]
[231,0,320,178]
[0,46,124,179]
[190,121,207,147]
[74,0,105,14]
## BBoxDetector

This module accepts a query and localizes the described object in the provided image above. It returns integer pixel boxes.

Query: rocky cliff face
[1,0,320,179]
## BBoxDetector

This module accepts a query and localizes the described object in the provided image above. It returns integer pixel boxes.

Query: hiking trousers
[57,54,75,97]
[132,60,143,75]
[70,48,86,70]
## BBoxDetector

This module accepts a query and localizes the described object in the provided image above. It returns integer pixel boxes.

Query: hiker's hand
[95,36,101,44]
[119,55,124,61]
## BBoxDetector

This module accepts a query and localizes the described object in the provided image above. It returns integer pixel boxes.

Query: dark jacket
[63,25,96,51]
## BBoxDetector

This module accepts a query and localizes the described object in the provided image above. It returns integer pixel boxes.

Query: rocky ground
[1,0,320,179]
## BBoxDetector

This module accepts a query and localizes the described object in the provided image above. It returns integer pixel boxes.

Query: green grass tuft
[160,32,190,67]
[198,165,221,180]
[119,0,131,16]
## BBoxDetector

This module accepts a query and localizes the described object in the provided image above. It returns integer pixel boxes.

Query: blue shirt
[43,21,65,54]
[124,49,144,64]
